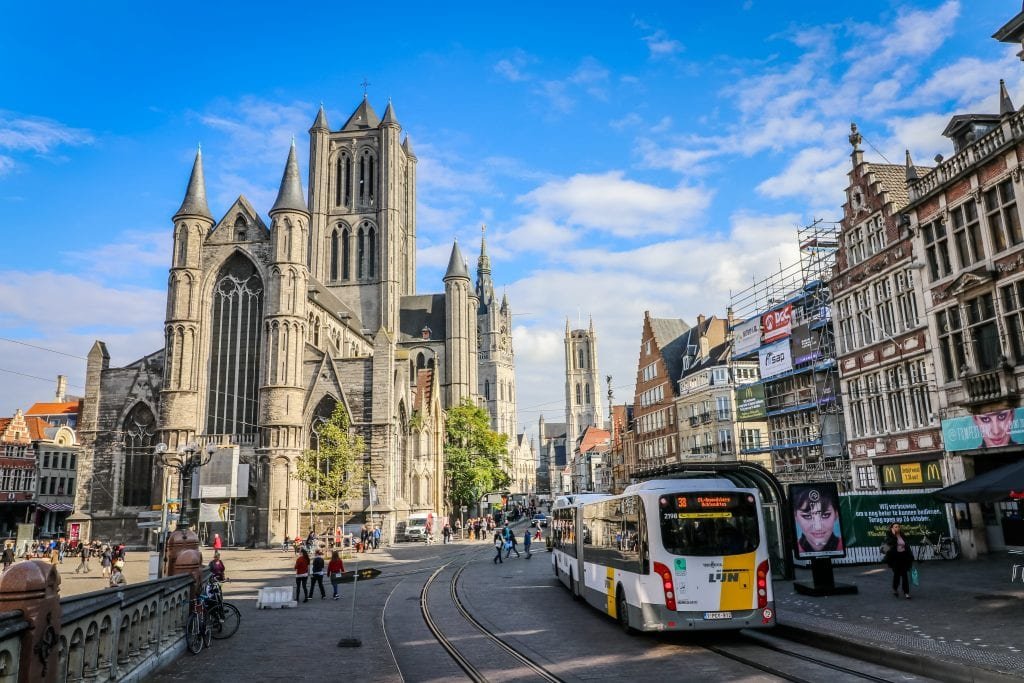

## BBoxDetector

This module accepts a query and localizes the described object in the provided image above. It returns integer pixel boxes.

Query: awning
[933,460,1024,503]
[40,503,74,512]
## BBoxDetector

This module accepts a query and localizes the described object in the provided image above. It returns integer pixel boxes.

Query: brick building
[631,312,690,470]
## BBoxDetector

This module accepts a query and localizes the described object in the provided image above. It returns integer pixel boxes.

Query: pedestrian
[882,522,914,599]
[295,548,311,603]
[373,526,381,550]
[74,542,90,574]
[1,543,14,572]
[442,523,452,544]
[504,524,520,559]
[109,564,127,588]
[49,545,59,565]
[534,528,542,541]
[100,548,112,578]
[492,530,504,564]
[310,549,327,600]
[208,552,226,582]
[523,529,532,559]
[328,550,345,600]
[473,520,481,541]
[359,526,369,553]
[454,519,462,540]
[213,533,222,550]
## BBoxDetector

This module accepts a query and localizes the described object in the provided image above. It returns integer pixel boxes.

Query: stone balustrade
[909,112,1017,201]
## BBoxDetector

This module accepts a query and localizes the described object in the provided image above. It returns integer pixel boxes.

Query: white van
[405,512,437,542]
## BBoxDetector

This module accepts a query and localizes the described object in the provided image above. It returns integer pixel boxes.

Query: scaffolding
[729,220,849,486]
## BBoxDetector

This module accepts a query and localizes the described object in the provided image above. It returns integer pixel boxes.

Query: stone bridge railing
[0,527,206,682]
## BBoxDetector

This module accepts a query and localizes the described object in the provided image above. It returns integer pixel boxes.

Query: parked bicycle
[186,596,213,654]
[203,576,241,640]
[917,533,959,561]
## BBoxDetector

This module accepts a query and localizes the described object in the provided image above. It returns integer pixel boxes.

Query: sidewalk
[775,553,1024,682]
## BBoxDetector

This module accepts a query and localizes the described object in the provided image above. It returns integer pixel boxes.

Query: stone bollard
[0,560,62,682]
[164,529,203,596]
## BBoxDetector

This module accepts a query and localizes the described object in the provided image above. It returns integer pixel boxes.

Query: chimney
[56,375,67,402]
[697,313,706,328]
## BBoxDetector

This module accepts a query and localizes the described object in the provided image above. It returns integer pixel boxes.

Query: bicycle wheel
[186,613,204,654]
[209,603,241,639]
[203,620,213,648]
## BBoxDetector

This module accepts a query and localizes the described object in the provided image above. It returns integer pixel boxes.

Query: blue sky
[1,0,1021,433]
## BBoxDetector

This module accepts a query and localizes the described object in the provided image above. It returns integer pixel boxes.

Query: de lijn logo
[708,569,744,583]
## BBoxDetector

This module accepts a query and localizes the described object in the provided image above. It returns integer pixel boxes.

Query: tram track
[419,552,565,683]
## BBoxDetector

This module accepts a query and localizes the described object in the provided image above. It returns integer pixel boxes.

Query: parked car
[531,514,548,528]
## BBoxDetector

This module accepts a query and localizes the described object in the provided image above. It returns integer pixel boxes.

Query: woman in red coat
[327,550,345,600]
[294,548,310,603]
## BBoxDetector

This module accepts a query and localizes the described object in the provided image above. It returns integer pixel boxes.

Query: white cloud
[63,230,172,279]
[642,29,684,59]
[494,50,535,82]
[0,110,93,175]
[515,171,711,239]
[756,147,849,209]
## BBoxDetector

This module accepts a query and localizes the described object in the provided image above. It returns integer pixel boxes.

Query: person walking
[503,523,520,559]
[310,550,327,600]
[74,542,91,574]
[295,548,311,603]
[100,548,112,578]
[109,564,127,588]
[327,550,345,600]
[373,526,381,550]
[208,552,226,582]
[493,530,504,564]
[1,543,14,572]
[882,522,914,599]
[213,533,222,551]
[523,528,532,559]
[442,523,452,544]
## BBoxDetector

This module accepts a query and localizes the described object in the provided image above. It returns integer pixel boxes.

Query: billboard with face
[789,482,846,560]
[941,408,1024,451]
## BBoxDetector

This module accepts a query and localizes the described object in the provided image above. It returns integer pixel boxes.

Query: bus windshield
[659,491,759,557]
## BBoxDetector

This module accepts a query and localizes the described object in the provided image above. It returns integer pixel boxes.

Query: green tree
[444,398,510,513]
[293,403,367,536]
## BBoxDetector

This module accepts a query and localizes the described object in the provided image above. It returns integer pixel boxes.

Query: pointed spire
[310,103,330,132]
[478,224,491,274]
[905,150,919,182]
[402,134,416,158]
[381,98,399,127]
[270,141,308,215]
[175,147,213,220]
[501,289,509,310]
[1000,79,1016,116]
[444,240,470,280]
[341,98,381,131]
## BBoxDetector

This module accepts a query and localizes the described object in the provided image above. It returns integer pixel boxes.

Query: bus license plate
[703,611,732,620]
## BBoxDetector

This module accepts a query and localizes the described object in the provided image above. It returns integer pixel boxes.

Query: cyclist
[208,552,226,582]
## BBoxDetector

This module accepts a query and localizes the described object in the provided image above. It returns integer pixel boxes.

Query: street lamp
[155,442,215,538]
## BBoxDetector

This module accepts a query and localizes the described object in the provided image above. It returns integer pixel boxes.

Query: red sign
[761,304,792,343]
[69,523,80,542]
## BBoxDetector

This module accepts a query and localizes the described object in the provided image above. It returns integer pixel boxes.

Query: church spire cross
[360,78,372,97]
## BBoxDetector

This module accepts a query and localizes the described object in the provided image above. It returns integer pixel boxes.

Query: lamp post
[154,442,215,577]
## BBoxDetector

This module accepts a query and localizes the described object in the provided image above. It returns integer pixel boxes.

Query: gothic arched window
[484,380,490,400]
[121,403,156,507]
[367,224,376,278]
[575,383,582,404]
[177,226,188,266]
[358,149,375,206]
[578,348,585,369]
[357,226,366,280]
[330,229,339,281]
[335,153,352,207]
[585,383,591,405]
[206,253,263,434]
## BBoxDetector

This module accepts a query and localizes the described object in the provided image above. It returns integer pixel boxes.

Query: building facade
[0,411,38,536]
[632,312,689,470]
[829,128,944,494]
[73,98,521,546]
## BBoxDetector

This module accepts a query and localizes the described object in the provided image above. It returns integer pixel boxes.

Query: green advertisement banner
[735,383,767,421]
[838,493,948,548]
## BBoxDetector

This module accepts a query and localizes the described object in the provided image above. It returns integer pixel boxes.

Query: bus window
[659,492,759,557]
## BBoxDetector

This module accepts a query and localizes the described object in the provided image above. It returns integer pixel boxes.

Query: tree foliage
[293,402,367,512]
[444,398,509,511]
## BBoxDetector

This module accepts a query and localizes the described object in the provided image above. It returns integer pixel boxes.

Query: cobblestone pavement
[775,553,1024,680]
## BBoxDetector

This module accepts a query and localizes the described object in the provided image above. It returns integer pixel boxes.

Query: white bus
[553,479,775,632]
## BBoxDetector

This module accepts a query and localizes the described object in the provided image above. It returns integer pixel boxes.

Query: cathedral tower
[476,228,517,440]
[564,318,604,452]
[160,148,213,452]
[306,97,416,336]
[444,241,472,406]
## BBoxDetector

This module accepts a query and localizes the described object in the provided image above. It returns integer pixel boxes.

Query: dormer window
[421,326,431,340]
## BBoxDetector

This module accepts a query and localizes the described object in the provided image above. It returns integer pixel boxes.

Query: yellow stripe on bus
[720,552,756,611]
[606,566,616,617]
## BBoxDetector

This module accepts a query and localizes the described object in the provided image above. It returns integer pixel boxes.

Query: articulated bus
[552,479,775,632]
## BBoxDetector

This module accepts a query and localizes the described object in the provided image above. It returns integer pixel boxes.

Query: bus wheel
[616,589,635,635]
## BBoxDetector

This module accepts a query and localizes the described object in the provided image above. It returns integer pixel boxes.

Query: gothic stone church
[72,98,520,546]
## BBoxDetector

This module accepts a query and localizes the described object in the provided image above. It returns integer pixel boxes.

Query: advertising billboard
[941,408,1024,452]
[790,482,846,559]
[790,323,819,365]
[761,304,793,344]
[837,493,948,548]
[758,340,792,379]
[880,461,943,489]
[733,318,761,357]
[735,383,767,420]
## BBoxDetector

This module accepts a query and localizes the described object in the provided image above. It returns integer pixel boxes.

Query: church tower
[160,148,212,452]
[444,241,472,406]
[306,97,416,335]
[476,228,517,440]
[564,318,604,453]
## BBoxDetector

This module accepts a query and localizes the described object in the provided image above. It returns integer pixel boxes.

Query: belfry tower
[564,317,604,452]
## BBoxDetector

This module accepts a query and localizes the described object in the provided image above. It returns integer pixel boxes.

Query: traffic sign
[137,511,162,519]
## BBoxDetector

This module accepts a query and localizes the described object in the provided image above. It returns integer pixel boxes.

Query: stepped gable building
[828,124,941,494]
[73,97,520,546]
[632,312,690,470]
